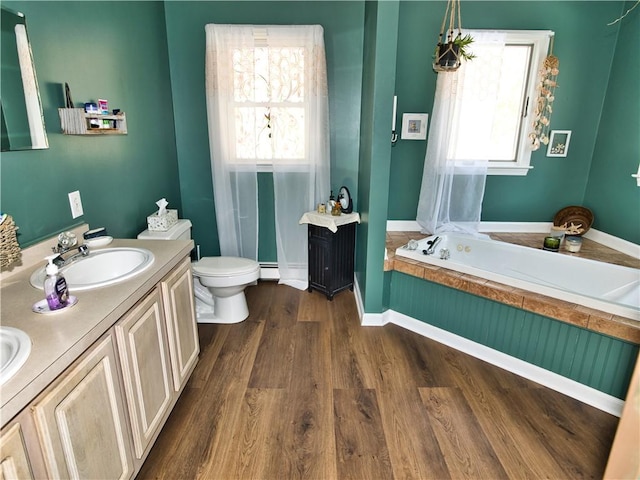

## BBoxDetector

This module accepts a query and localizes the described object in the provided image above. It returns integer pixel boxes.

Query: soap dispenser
[44,255,69,310]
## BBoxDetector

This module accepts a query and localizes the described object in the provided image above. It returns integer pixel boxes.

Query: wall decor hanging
[401,113,429,140]
[529,37,559,150]
[546,130,571,157]
[432,0,475,72]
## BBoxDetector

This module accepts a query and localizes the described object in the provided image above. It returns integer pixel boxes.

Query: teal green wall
[0,1,180,246]
[163,1,365,258]
[391,271,638,399]
[1,1,635,323]
[355,0,398,314]
[389,2,639,244]
[584,1,640,243]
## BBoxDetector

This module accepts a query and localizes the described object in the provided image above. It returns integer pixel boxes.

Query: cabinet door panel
[161,257,199,391]
[32,334,133,480]
[116,287,172,459]
[0,424,34,480]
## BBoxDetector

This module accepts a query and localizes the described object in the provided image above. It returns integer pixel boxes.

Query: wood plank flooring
[138,281,619,479]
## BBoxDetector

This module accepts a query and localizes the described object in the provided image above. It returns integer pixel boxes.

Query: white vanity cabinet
[0,422,36,480]
[31,333,135,480]
[11,253,200,480]
[115,286,173,460]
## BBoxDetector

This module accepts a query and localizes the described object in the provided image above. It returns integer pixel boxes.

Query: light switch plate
[68,190,83,218]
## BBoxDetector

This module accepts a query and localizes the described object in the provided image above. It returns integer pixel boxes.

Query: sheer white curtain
[417,31,506,236]
[205,24,329,290]
[206,25,259,259]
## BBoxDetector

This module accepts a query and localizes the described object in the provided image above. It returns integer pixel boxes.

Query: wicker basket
[553,206,594,236]
[0,215,21,268]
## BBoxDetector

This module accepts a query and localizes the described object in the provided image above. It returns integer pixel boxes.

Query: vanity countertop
[0,238,193,427]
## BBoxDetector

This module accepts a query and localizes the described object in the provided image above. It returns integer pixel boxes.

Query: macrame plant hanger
[433,0,463,72]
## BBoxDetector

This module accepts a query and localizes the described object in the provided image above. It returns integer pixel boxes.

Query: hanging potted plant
[434,33,475,71]
[433,0,474,72]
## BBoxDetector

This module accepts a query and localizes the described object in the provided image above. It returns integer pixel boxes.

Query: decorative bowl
[553,206,594,236]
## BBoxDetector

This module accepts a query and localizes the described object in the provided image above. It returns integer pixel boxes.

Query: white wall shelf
[58,108,127,135]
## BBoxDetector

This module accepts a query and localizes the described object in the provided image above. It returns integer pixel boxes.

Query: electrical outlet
[68,190,83,219]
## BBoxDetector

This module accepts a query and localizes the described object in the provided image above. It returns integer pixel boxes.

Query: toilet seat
[193,256,259,277]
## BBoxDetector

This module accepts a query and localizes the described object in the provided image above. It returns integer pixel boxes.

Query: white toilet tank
[137,219,192,241]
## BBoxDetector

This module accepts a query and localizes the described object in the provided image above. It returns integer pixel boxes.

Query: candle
[392,95,397,131]
[565,235,583,253]
[543,236,560,252]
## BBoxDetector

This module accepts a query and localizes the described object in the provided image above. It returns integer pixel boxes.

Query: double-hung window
[449,30,553,175]
[231,32,308,171]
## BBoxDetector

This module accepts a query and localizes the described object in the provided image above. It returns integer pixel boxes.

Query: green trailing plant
[454,34,476,61]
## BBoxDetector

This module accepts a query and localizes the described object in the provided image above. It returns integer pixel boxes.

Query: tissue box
[147,209,178,231]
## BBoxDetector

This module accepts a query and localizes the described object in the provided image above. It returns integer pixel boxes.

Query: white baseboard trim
[386,220,422,232]
[353,276,388,326]
[360,311,387,326]
[259,263,280,280]
[385,309,624,416]
[478,221,552,233]
[584,229,640,259]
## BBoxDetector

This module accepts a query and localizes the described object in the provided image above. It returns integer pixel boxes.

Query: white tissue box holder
[147,209,178,231]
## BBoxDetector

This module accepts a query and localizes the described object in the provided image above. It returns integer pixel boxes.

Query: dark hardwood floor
[138,281,618,479]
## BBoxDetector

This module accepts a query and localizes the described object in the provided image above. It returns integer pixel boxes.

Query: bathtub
[395,233,640,321]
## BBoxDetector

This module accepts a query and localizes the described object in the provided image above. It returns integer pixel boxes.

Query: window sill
[227,163,311,173]
[488,165,533,176]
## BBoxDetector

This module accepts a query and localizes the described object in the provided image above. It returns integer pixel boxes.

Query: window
[231,40,307,170]
[450,30,553,175]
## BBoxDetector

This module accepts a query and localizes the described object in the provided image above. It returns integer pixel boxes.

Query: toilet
[137,219,260,324]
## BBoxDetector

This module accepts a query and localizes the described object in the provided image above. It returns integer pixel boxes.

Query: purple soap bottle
[43,255,69,310]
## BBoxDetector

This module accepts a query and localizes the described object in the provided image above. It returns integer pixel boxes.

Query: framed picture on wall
[401,113,429,140]
[547,130,572,157]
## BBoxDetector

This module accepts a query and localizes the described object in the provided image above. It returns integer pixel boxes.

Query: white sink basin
[0,327,31,385]
[30,247,154,292]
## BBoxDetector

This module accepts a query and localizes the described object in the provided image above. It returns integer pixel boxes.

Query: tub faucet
[439,248,450,260]
[422,236,441,255]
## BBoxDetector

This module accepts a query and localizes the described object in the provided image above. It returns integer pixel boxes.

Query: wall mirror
[1,6,48,151]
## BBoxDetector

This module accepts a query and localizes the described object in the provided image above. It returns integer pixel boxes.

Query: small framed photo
[401,113,429,140]
[547,130,572,157]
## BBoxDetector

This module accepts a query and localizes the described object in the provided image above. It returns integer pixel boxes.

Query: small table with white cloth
[299,211,360,300]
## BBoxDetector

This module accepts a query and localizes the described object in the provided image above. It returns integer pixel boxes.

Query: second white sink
[30,247,154,292]
[0,327,31,385]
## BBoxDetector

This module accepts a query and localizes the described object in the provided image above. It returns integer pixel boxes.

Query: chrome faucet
[422,236,441,255]
[51,232,89,267]
[67,244,89,263]
[52,231,77,254]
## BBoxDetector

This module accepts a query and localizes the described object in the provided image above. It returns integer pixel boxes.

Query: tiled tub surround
[386,231,640,344]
